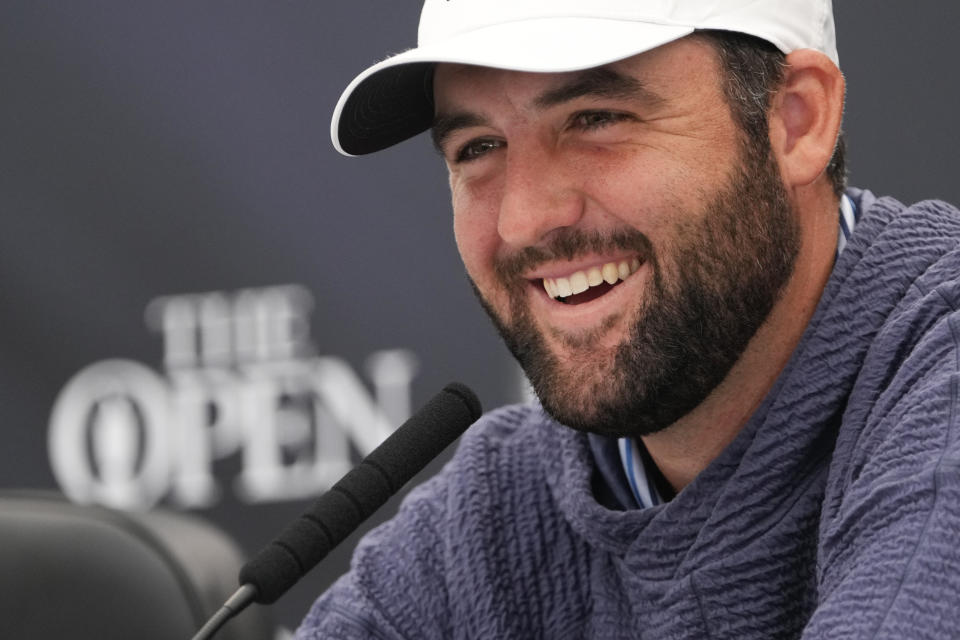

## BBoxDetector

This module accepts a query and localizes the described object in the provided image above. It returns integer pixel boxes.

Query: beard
[471,138,801,438]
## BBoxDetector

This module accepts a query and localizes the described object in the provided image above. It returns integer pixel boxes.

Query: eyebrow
[431,66,663,153]
[431,112,487,154]
[534,67,661,109]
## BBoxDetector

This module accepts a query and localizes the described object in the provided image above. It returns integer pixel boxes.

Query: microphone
[191,382,482,640]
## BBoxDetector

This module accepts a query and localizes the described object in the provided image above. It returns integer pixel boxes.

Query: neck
[641,189,840,493]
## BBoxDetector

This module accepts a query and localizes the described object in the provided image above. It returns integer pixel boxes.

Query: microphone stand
[188,382,481,640]
[191,584,257,640]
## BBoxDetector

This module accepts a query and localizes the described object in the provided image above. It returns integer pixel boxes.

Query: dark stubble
[471,138,800,438]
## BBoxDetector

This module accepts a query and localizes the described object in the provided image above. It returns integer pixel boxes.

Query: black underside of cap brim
[338,62,436,155]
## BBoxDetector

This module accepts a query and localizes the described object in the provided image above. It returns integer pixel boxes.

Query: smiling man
[298,1,960,638]
[433,38,834,491]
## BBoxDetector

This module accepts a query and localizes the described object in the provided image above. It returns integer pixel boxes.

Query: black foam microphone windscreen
[238,382,481,604]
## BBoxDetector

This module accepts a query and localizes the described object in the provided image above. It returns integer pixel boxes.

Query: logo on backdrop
[48,284,419,511]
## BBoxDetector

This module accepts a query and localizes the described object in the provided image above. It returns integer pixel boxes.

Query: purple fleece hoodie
[297,189,960,639]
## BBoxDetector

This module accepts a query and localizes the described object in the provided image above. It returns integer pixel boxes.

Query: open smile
[540,257,644,305]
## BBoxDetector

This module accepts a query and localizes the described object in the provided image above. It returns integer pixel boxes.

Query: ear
[768,49,845,188]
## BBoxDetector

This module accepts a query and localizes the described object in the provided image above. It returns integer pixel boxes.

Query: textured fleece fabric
[296,190,960,639]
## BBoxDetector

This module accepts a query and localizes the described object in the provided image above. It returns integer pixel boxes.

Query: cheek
[584,163,675,236]
[592,145,720,235]
[452,187,503,291]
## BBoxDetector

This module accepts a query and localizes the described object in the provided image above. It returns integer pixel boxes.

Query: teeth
[543,278,557,298]
[542,257,643,300]
[569,272,589,295]
[586,267,603,287]
[601,263,619,285]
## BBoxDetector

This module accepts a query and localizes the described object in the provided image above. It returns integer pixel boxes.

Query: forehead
[432,36,722,111]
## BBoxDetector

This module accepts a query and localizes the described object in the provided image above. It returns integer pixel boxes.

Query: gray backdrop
[2,1,959,633]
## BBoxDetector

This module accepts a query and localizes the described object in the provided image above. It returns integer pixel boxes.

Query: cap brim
[331,17,694,156]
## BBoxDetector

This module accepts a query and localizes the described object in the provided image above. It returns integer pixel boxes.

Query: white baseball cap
[331,0,838,156]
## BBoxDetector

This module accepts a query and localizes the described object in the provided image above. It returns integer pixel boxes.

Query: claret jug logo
[48,285,419,511]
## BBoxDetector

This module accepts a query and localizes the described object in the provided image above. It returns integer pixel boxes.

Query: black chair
[0,491,275,639]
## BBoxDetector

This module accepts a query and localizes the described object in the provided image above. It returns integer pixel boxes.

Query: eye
[570,110,632,131]
[455,137,505,163]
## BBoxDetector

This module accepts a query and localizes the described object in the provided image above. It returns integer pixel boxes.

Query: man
[299,1,960,637]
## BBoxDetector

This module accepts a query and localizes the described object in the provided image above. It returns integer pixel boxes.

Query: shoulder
[431,402,567,515]
[820,194,960,556]
[844,191,960,377]
[828,192,960,466]
[295,403,578,639]
[846,189,960,286]
[455,401,559,461]
[346,401,570,569]
[821,190,960,391]
[803,193,960,633]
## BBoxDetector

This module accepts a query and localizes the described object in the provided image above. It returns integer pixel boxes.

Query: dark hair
[696,30,847,197]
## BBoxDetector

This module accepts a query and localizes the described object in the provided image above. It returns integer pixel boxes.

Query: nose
[496,146,585,248]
